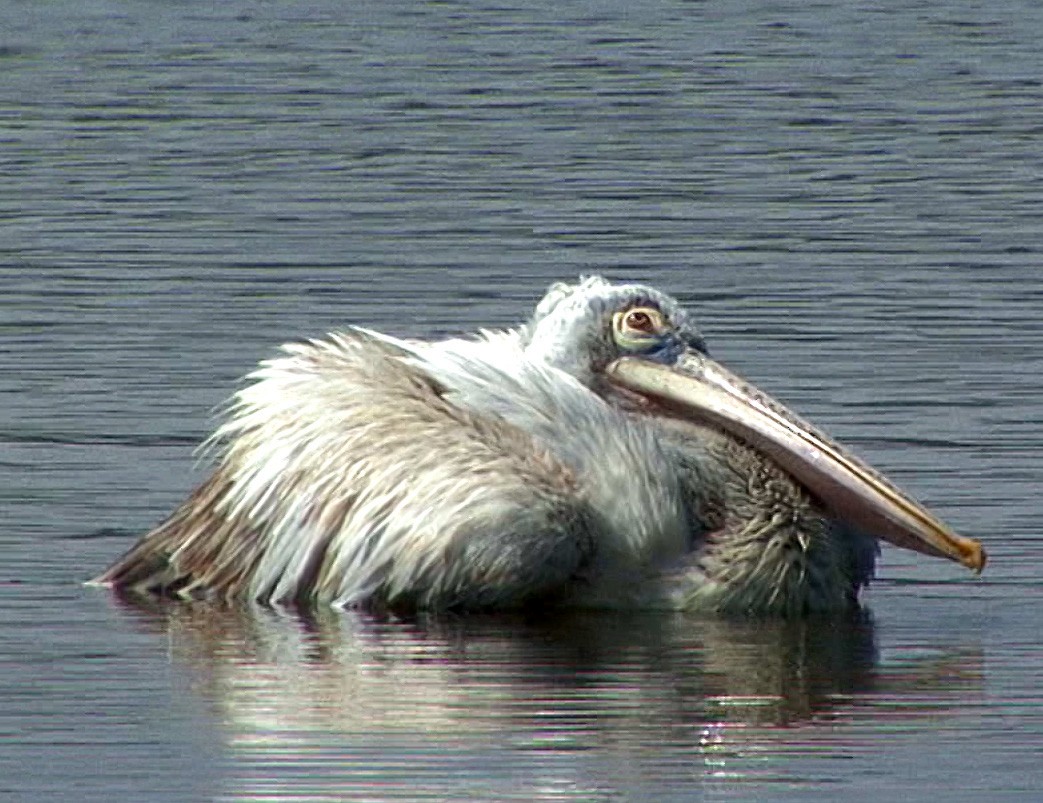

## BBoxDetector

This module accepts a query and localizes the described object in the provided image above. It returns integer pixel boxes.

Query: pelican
[90,277,985,614]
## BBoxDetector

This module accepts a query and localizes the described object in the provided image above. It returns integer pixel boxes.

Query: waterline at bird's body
[90,277,984,615]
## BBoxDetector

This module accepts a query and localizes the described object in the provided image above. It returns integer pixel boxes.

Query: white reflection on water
[107,596,983,801]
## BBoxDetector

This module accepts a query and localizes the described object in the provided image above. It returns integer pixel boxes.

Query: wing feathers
[92,331,595,608]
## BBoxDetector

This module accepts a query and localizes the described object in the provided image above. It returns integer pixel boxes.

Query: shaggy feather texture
[92,277,878,614]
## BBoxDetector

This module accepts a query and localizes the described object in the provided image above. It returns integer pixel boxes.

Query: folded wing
[91,331,596,609]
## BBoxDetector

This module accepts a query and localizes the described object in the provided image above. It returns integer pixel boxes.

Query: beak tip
[961,539,987,575]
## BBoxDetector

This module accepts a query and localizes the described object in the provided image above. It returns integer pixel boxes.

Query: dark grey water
[3,0,1043,800]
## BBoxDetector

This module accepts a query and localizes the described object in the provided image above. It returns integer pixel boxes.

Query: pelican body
[91,277,985,615]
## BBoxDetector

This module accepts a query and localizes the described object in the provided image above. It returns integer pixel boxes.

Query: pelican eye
[625,310,654,332]
[612,306,668,351]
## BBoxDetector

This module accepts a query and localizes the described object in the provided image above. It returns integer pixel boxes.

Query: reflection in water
[112,597,981,800]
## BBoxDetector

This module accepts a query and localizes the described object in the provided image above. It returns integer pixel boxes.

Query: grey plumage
[92,276,982,615]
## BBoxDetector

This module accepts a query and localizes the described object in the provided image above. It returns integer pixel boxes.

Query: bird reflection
[110,595,983,801]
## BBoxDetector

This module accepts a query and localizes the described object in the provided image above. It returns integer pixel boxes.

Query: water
[3,0,1043,799]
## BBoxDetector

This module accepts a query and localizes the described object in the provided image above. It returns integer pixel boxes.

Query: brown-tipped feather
[92,331,597,608]
[92,473,268,599]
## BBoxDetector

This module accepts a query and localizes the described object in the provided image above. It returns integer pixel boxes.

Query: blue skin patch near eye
[634,336,687,365]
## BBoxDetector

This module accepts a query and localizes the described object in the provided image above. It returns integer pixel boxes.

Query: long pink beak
[607,353,986,573]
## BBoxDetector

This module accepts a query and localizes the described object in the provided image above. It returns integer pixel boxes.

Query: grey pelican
[90,277,985,614]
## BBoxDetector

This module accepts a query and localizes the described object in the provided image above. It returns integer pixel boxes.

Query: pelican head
[90,276,986,615]
[521,277,707,382]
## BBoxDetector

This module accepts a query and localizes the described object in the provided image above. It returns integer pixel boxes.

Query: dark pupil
[627,311,651,331]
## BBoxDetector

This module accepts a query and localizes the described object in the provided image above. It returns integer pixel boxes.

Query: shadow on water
[103,594,984,799]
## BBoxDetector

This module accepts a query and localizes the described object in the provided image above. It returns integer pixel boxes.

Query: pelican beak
[606,352,986,573]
